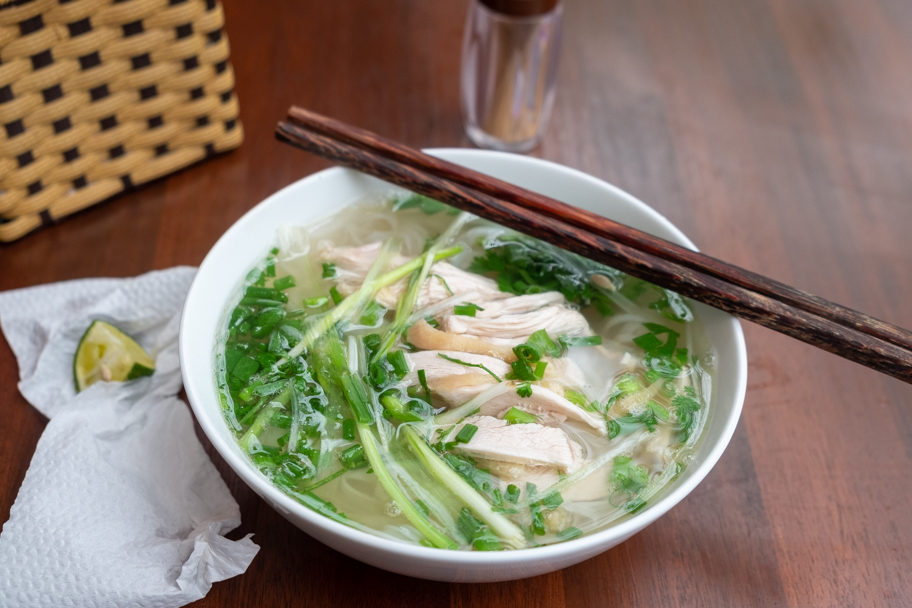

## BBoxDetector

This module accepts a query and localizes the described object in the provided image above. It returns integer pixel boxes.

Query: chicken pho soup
[216,196,715,550]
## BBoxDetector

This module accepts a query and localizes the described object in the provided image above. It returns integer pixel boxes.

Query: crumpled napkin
[0,267,259,608]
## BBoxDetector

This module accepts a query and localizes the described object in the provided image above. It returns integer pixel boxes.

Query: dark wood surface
[2,0,912,605]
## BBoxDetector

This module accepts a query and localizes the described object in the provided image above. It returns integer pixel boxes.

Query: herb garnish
[437,353,503,382]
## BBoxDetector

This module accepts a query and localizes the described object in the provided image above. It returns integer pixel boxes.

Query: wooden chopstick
[286,106,912,355]
[275,118,912,384]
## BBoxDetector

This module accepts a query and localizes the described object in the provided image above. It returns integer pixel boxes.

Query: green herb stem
[280,245,462,364]
[437,353,502,382]
[357,422,458,549]
[402,426,527,549]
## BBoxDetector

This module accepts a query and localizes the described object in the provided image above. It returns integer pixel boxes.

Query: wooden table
[3,0,911,605]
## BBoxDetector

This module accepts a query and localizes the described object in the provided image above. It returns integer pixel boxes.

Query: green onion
[417,369,431,402]
[415,499,431,517]
[625,498,647,513]
[322,262,336,278]
[564,389,588,409]
[541,490,563,509]
[340,373,374,424]
[505,484,520,503]
[556,526,583,541]
[454,423,478,444]
[438,353,502,382]
[456,508,503,551]
[527,483,546,535]
[386,350,409,379]
[373,212,472,364]
[402,426,527,549]
[273,275,296,291]
[454,302,484,317]
[359,301,386,326]
[339,444,367,469]
[246,286,287,303]
[329,286,344,306]
[504,407,537,425]
[526,330,561,358]
[303,296,329,308]
[300,467,347,492]
[379,394,424,423]
[239,297,286,307]
[512,344,542,364]
[559,334,602,349]
[239,399,286,451]
[358,424,458,549]
[294,491,350,526]
[280,244,462,364]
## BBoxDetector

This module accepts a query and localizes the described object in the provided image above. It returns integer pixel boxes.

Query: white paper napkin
[0,268,259,608]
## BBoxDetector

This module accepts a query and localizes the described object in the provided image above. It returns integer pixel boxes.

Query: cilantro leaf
[516,382,533,398]
[610,455,649,494]
[469,234,624,316]
[672,393,701,442]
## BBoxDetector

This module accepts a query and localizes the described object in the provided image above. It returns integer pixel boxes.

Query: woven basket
[0,0,243,242]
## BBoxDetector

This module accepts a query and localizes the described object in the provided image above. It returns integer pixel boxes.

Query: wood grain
[2,0,912,606]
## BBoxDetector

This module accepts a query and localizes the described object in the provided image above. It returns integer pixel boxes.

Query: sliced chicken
[475,384,607,435]
[427,373,498,406]
[451,415,583,471]
[403,350,512,384]
[320,243,507,309]
[407,318,516,361]
[472,292,567,318]
[440,305,591,341]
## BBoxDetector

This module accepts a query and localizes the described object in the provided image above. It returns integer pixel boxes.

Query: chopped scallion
[387,350,409,379]
[505,484,520,503]
[417,369,431,402]
[556,526,583,541]
[340,373,374,424]
[329,286,344,306]
[273,275,296,291]
[454,423,478,444]
[504,407,537,425]
[454,302,484,317]
[303,296,329,308]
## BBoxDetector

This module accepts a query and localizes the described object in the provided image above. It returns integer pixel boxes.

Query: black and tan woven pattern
[0,0,242,242]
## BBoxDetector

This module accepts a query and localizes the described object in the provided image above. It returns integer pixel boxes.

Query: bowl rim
[181,148,748,566]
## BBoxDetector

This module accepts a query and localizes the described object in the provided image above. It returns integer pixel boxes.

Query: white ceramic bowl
[180,149,747,582]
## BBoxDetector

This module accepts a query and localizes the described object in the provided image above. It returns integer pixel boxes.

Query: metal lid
[480,0,559,17]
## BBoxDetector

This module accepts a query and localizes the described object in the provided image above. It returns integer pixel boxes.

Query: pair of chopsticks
[275,107,912,385]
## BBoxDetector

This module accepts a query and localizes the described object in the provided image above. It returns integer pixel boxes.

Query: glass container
[460,0,563,152]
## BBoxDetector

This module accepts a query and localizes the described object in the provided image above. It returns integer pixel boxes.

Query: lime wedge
[73,320,156,392]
